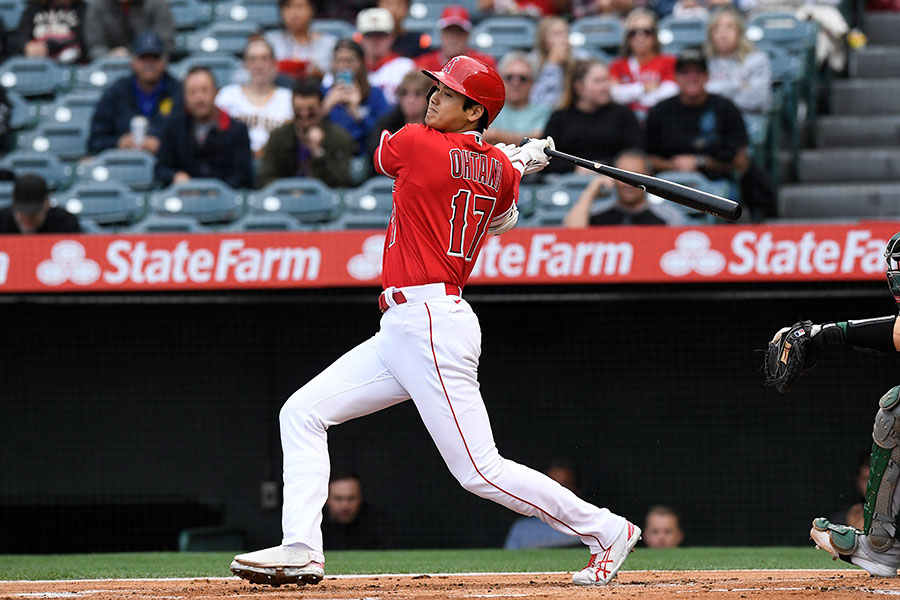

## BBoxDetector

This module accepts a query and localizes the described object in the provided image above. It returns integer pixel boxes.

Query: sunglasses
[503,74,531,83]
[627,28,655,38]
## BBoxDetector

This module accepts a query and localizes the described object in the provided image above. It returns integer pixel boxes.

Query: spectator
[645,49,776,219]
[704,8,773,116]
[155,67,253,189]
[643,506,684,549]
[316,0,369,22]
[357,8,415,104]
[671,0,710,19]
[378,0,431,58]
[265,0,336,81]
[216,37,293,159]
[483,51,551,146]
[479,0,569,17]
[504,459,584,549]
[87,31,182,155]
[0,174,80,234]
[414,6,497,73]
[83,0,173,61]
[564,149,686,227]
[571,0,634,19]
[322,469,394,550]
[832,450,870,531]
[365,69,430,157]
[609,8,678,122]
[14,0,87,64]
[257,78,356,189]
[322,39,392,156]
[542,59,641,175]
[528,16,585,109]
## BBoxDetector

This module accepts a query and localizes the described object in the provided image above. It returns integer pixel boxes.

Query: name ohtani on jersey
[449,149,503,192]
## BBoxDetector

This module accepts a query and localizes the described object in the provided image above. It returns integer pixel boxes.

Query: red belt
[378,283,460,313]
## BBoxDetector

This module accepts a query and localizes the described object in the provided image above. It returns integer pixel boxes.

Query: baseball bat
[522,140,742,222]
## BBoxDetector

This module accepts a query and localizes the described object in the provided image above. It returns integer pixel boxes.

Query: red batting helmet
[423,55,505,126]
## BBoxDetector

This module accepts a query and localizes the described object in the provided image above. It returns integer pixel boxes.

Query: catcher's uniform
[279,123,626,556]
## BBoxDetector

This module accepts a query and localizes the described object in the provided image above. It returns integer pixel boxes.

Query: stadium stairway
[778,11,900,218]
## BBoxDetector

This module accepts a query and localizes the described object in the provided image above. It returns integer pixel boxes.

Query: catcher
[763,232,900,577]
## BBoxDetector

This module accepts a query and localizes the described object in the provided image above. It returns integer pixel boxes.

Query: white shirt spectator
[368,55,414,105]
[216,84,293,153]
[264,30,336,75]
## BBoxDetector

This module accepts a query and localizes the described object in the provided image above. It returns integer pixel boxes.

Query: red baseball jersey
[374,124,519,290]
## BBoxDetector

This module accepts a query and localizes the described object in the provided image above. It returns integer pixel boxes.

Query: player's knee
[873,386,900,449]
[279,388,320,432]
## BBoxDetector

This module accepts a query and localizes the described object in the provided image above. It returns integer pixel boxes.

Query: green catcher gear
[865,386,900,552]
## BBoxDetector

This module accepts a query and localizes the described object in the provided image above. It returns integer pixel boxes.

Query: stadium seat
[309,19,356,41]
[129,214,208,233]
[0,56,70,97]
[225,211,312,231]
[532,173,597,225]
[746,12,812,55]
[75,149,157,191]
[569,16,624,55]
[470,17,538,60]
[657,15,707,52]
[52,181,146,226]
[18,122,89,161]
[40,90,103,128]
[215,0,280,28]
[408,0,480,21]
[172,53,240,88]
[0,0,25,30]
[184,21,261,56]
[78,217,106,234]
[517,184,538,218]
[7,91,39,130]
[0,180,12,209]
[343,176,394,216]
[170,0,213,30]
[246,178,342,225]
[326,211,391,230]
[73,56,131,91]
[148,179,244,224]
[0,150,73,190]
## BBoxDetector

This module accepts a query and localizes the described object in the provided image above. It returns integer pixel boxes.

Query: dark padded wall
[1,283,895,551]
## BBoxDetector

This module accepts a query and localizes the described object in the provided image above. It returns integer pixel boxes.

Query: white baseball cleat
[572,521,641,586]
[810,517,899,577]
[230,545,325,586]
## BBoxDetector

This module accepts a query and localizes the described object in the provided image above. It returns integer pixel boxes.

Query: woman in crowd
[528,16,584,109]
[14,0,87,63]
[608,8,678,121]
[704,8,772,115]
[365,69,430,157]
[321,38,391,156]
[216,37,294,158]
[542,58,641,175]
[265,0,336,79]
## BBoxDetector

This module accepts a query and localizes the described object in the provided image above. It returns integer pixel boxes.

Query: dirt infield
[3,570,900,600]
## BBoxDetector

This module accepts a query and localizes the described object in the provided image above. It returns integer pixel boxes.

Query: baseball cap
[356,8,394,35]
[12,174,49,215]
[132,31,165,56]
[437,5,472,32]
[675,48,707,72]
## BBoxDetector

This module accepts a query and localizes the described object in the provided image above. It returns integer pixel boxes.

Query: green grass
[0,547,856,581]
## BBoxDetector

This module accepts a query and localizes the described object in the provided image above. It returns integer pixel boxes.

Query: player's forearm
[812,316,900,353]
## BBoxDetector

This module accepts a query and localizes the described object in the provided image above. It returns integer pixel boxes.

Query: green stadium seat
[129,214,209,233]
[172,53,241,88]
[0,150,73,190]
[40,90,103,128]
[0,56,71,98]
[471,17,538,60]
[52,181,146,226]
[7,90,38,130]
[215,0,280,28]
[76,149,157,191]
[184,21,261,56]
[658,15,708,51]
[246,178,343,226]
[73,56,131,91]
[18,122,89,161]
[170,0,213,30]
[149,179,244,224]
[225,211,312,231]
[569,16,625,55]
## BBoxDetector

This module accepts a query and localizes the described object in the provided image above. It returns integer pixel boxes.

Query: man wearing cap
[0,174,80,234]
[84,0,173,61]
[88,31,183,156]
[413,5,496,72]
[356,7,415,104]
[646,48,776,218]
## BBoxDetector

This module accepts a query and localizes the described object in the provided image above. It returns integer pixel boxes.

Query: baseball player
[764,232,900,577]
[230,56,641,587]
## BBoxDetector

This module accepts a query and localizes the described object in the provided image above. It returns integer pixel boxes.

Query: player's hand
[496,137,554,177]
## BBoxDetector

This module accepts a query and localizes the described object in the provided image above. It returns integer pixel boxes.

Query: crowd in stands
[0,0,881,233]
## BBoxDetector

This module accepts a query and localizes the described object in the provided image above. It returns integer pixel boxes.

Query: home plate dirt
[2,570,899,600]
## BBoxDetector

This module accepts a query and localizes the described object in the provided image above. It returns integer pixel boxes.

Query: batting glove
[495,137,554,177]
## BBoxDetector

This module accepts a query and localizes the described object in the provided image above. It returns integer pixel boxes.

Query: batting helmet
[885,231,900,304]
[423,56,505,126]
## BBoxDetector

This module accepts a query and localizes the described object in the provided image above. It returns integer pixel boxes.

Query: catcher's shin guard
[866,386,900,551]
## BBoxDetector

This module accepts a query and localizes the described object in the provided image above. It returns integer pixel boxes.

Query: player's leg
[231,333,410,586]
[812,386,900,577]
[378,297,638,584]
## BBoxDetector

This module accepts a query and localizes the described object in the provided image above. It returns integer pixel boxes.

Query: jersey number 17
[448,188,496,262]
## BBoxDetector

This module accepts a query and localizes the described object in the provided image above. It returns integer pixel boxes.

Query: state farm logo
[37,240,101,286]
[347,235,384,280]
[660,231,726,277]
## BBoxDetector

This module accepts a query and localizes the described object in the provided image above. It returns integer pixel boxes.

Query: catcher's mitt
[763,320,818,393]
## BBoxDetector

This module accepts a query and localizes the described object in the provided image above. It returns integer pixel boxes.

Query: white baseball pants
[279,283,626,554]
